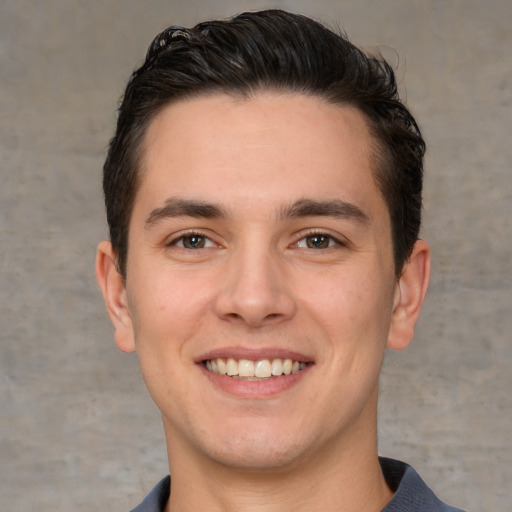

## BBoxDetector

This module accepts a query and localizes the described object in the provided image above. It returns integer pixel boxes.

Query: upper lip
[195,347,314,364]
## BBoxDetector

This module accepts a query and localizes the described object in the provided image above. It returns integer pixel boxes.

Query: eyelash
[166,229,344,251]
[166,231,216,249]
[294,230,345,250]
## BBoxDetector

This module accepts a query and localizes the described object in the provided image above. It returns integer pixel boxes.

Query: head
[97,9,431,477]
[103,9,425,280]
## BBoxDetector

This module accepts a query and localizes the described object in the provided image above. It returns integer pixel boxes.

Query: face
[97,92,429,473]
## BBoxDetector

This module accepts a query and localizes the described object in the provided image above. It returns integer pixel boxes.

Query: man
[96,9,463,512]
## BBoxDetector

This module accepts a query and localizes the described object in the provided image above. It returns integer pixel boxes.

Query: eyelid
[165,229,218,248]
[293,228,347,248]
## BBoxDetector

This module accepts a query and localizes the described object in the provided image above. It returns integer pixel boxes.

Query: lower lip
[199,364,312,398]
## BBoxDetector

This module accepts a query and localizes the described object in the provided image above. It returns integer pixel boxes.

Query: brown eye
[172,234,214,249]
[182,235,206,248]
[295,233,341,250]
[306,234,331,249]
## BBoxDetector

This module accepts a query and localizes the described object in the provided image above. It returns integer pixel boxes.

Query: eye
[296,233,340,249]
[170,233,215,249]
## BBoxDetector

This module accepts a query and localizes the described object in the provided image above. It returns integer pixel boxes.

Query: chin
[209,441,307,472]
[195,422,319,472]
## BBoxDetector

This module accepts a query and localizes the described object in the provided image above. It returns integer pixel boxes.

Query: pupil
[308,235,328,248]
[184,235,204,248]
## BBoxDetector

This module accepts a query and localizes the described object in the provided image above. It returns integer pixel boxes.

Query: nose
[213,244,297,328]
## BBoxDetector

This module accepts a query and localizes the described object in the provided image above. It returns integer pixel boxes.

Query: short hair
[103,9,425,279]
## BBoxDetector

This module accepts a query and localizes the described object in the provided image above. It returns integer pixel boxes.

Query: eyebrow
[281,198,369,223]
[145,198,227,228]
[144,197,369,228]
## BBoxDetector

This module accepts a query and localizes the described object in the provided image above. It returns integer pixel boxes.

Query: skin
[96,92,430,512]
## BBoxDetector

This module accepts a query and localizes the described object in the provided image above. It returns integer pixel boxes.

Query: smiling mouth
[203,358,308,380]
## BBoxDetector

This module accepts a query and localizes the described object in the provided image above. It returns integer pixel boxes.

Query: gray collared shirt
[129,458,464,512]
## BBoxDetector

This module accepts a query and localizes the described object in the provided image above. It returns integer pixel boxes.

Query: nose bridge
[215,233,295,326]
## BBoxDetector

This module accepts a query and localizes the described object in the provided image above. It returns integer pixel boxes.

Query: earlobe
[387,240,431,351]
[95,241,137,353]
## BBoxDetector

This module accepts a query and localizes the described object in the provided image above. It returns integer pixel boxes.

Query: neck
[163,399,392,512]
[167,450,391,512]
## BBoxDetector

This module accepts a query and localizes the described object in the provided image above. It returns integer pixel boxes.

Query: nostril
[225,312,242,320]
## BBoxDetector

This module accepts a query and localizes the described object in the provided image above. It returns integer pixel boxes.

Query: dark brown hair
[103,9,425,278]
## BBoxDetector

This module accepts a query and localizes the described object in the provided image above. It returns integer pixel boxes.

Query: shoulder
[129,476,170,512]
[380,458,465,512]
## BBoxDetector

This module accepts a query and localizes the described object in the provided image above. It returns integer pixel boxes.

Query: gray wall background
[1,0,510,510]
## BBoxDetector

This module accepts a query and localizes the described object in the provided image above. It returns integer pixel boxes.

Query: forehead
[137,92,386,221]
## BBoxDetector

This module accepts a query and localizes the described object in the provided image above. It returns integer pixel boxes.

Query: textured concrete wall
[1,1,510,510]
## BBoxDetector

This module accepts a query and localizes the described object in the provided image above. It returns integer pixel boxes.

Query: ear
[95,241,136,353]
[387,240,431,351]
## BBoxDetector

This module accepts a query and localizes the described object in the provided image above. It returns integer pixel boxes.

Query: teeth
[271,358,283,376]
[226,357,238,376]
[217,358,227,375]
[238,359,254,377]
[204,357,307,378]
[254,359,272,378]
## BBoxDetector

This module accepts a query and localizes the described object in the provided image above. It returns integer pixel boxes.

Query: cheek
[300,266,394,347]
[134,266,211,317]
[126,272,202,361]
[127,275,203,406]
